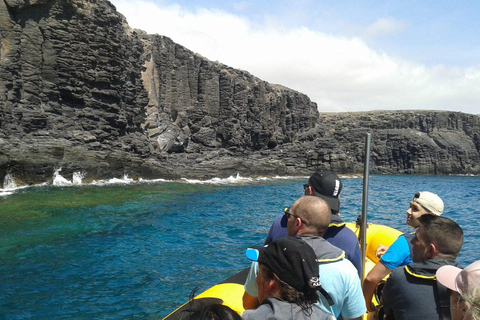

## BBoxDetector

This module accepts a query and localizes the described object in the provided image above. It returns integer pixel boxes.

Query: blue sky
[109,0,480,114]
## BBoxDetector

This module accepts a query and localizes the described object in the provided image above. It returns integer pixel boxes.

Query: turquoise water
[0,175,479,319]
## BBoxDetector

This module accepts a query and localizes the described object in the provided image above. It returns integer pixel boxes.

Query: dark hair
[417,215,463,258]
[179,289,242,320]
[258,264,320,316]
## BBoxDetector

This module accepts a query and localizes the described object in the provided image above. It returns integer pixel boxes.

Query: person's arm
[243,262,260,310]
[242,292,260,310]
[362,261,392,312]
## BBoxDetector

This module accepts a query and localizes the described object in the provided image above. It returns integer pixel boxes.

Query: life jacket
[329,214,346,228]
[404,258,462,320]
[295,235,345,263]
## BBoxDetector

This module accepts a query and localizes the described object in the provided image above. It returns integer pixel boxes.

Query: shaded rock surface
[1,0,479,186]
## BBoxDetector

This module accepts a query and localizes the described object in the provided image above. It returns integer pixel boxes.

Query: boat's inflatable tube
[163,223,403,319]
[163,267,249,319]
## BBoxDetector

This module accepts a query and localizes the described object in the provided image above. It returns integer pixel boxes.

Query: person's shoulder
[336,225,359,241]
[388,265,408,281]
[321,256,358,277]
[242,302,274,319]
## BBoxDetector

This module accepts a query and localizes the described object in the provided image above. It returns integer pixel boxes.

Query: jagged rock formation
[1,0,479,186]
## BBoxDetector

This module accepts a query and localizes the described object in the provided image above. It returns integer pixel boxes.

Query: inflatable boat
[163,134,396,320]
[163,222,402,319]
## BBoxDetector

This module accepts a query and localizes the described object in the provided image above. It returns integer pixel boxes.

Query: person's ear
[427,242,438,259]
[306,186,314,196]
[296,217,303,228]
[265,278,278,296]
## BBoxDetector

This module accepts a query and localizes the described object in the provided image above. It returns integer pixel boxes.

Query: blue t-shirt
[380,234,414,270]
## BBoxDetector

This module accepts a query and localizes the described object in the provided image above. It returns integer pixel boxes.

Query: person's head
[286,196,331,237]
[410,215,463,262]
[406,191,444,228]
[436,261,480,320]
[180,295,242,320]
[246,237,322,315]
[304,170,342,215]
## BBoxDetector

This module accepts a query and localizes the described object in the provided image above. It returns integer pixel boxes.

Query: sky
[109,0,480,114]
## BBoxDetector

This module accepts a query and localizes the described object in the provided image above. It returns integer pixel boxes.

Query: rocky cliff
[1,0,479,186]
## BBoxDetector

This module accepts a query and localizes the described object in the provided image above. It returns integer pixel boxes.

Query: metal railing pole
[360,133,371,286]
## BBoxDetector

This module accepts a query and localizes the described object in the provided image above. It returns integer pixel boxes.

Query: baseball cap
[246,237,320,293]
[412,191,444,215]
[307,170,342,212]
[436,260,480,295]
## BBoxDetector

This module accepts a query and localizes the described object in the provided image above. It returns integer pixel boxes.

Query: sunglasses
[284,207,300,220]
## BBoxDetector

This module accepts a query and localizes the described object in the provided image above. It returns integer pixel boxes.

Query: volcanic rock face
[0,0,479,186]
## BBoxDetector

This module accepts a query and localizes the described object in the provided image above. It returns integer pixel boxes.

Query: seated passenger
[179,289,242,320]
[382,215,463,320]
[244,196,365,320]
[265,170,362,277]
[242,236,333,320]
[363,191,444,313]
[437,260,480,320]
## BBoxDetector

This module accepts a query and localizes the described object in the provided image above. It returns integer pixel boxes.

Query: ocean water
[0,174,479,319]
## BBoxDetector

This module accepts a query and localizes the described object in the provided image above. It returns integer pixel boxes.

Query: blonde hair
[463,285,480,320]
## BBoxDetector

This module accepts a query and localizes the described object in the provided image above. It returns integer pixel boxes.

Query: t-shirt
[380,234,414,270]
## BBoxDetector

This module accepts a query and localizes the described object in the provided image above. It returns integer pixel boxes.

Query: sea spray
[72,172,85,185]
[2,173,17,190]
[53,168,73,186]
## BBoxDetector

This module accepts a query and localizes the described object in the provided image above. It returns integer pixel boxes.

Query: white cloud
[364,17,406,39]
[111,0,480,115]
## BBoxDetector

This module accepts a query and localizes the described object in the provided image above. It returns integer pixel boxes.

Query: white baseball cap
[413,191,444,215]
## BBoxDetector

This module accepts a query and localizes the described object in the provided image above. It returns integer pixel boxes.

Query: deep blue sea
[0,174,479,319]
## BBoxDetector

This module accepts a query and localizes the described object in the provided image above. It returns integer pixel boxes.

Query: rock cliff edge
[1,0,479,186]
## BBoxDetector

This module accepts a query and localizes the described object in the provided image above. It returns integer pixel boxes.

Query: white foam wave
[90,174,135,186]
[182,173,255,185]
[0,190,14,197]
[0,169,308,198]
[53,169,73,186]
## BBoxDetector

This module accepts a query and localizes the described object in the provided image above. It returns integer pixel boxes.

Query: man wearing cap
[264,170,362,277]
[363,191,445,313]
[437,260,480,320]
[242,236,334,320]
[244,196,366,320]
[382,215,464,320]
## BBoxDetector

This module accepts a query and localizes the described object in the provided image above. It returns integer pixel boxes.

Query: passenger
[382,215,464,320]
[179,289,242,320]
[244,196,366,320]
[436,260,480,320]
[242,236,334,320]
[363,191,444,313]
[264,170,362,277]
[180,302,242,320]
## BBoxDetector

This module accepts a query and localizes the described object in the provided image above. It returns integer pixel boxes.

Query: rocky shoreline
[1,0,479,187]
